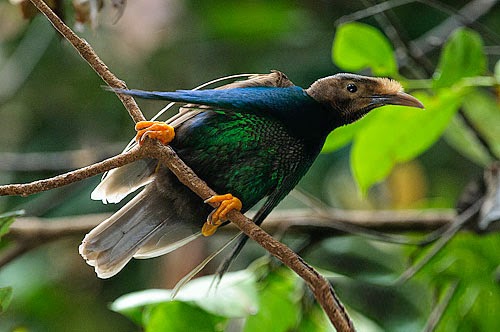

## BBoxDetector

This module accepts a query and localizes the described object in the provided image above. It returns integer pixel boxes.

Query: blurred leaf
[243,269,300,332]
[444,116,492,166]
[112,270,258,321]
[307,237,405,283]
[462,89,500,159]
[297,304,335,332]
[352,90,463,193]
[146,301,226,332]
[321,118,368,153]
[418,233,500,332]
[333,22,397,76]
[307,237,431,331]
[433,28,486,88]
[199,1,304,42]
[443,88,500,166]
[0,210,24,240]
[0,287,13,313]
[334,277,430,332]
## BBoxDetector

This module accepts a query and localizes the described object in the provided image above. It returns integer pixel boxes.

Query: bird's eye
[346,83,357,93]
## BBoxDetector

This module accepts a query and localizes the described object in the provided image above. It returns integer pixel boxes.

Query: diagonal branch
[7,1,355,331]
[27,0,144,123]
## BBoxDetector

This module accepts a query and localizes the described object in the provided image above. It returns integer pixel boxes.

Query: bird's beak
[371,92,424,109]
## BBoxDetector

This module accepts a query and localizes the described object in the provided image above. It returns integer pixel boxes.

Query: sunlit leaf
[175,270,258,318]
[333,22,397,76]
[146,301,226,332]
[111,270,258,323]
[321,118,369,153]
[110,289,171,325]
[351,91,463,193]
[433,28,486,88]
[0,287,13,313]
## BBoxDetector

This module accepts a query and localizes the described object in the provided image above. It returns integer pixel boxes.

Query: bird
[79,71,424,279]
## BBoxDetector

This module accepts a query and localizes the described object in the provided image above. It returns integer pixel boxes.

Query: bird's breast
[169,111,313,209]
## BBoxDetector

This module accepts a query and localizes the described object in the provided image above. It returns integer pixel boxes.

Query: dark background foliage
[0,0,499,331]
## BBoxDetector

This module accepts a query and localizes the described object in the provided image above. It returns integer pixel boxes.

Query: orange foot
[135,121,175,146]
[202,193,242,237]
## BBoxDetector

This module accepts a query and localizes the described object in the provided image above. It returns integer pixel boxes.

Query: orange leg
[135,121,175,146]
[202,193,242,237]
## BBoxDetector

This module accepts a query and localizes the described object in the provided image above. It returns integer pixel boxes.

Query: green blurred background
[0,0,499,331]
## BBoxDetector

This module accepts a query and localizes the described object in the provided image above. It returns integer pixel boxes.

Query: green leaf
[433,28,486,88]
[111,270,258,324]
[198,1,303,42]
[0,287,13,313]
[417,233,500,332]
[243,269,301,332]
[444,116,492,166]
[111,289,171,325]
[0,210,24,240]
[352,90,463,193]
[333,22,397,76]
[175,270,258,318]
[444,89,500,164]
[461,89,500,158]
[321,118,369,153]
[146,301,226,332]
[297,304,335,332]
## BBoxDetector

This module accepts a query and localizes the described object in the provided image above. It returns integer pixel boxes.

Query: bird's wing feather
[81,181,205,278]
[92,71,293,204]
[114,86,309,115]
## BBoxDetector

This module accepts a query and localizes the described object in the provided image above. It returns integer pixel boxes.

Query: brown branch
[11,1,355,330]
[28,0,145,123]
[0,143,124,172]
[6,208,456,241]
[0,145,143,196]
[1,207,460,270]
[146,142,356,330]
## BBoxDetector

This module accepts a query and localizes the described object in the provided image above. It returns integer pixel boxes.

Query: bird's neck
[270,100,340,154]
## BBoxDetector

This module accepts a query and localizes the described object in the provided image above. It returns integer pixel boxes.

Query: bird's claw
[202,194,242,237]
[135,121,175,146]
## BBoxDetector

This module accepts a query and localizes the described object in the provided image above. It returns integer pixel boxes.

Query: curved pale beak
[371,92,424,109]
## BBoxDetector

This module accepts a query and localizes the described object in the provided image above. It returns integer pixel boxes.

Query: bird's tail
[79,184,201,278]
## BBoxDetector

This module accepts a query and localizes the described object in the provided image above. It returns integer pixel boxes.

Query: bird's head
[306,73,424,126]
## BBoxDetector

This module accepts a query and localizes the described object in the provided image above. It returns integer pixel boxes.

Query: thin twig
[414,0,500,54]
[0,145,143,196]
[457,110,498,161]
[396,198,483,284]
[28,0,144,123]
[0,143,124,172]
[423,281,459,332]
[13,1,355,330]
